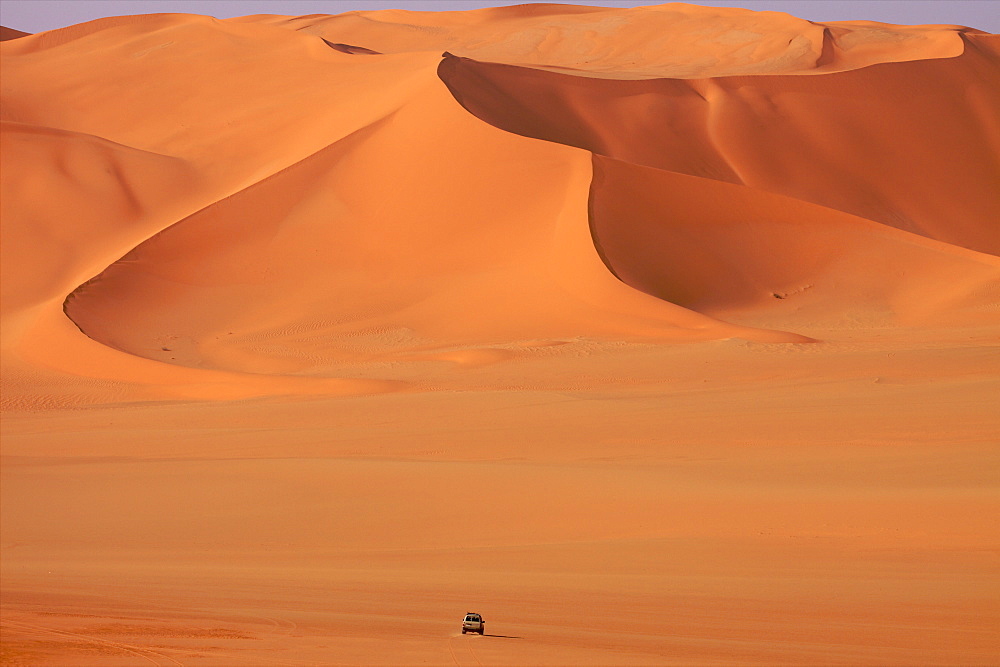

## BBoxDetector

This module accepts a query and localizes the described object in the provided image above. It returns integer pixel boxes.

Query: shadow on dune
[437,45,1000,326]
[321,38,381,55]
[437,44,1000,255]
[0,25,30,41]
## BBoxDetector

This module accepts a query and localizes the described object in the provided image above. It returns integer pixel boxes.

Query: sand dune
[439,41,1000,253]
[62,53,791,380]
[588,155,1000,325]
[236,4,973,78]
[2,4,998,665]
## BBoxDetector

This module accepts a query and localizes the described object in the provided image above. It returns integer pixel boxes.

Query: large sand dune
[2,3,998,665]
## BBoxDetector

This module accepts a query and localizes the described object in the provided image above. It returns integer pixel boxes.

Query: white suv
[461,612,485,635]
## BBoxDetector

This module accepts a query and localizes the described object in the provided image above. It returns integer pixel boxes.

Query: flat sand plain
[2,4,998,665]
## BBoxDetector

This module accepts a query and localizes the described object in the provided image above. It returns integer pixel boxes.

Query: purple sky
[1,0,997,33]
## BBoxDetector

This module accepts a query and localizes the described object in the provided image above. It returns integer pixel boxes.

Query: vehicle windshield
[465,616,479,621]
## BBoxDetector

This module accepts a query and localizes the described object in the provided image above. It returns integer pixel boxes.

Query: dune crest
[233,2,975,78]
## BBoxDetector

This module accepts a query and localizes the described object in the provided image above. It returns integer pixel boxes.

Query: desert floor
[4,325,999,665]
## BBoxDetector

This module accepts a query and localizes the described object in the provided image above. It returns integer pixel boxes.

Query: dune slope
[62,47,797,379]
[438,40,1000,254]
[588,155,1000,326]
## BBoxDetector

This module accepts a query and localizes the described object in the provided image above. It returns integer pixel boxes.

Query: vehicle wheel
[480,628,485,635]
[461,628,466,634]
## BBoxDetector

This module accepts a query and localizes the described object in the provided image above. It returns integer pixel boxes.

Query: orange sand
[1,4,998,665]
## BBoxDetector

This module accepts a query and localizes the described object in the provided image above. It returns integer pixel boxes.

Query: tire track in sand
[447,633,484,666]
[1,619,184,666]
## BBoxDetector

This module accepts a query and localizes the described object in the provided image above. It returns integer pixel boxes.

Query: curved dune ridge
[1,4,998,402]
[438,44,1000,253]
[235,3,977,78]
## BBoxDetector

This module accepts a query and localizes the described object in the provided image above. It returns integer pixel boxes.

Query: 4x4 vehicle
[461,612,485,635]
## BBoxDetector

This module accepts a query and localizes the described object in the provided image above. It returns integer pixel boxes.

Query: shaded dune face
[0,121,197,316]
[436,41,1000,329]
[438,41,1000,255]
[0,26,30,41]
[3,8,999,385]
[587,156,1000,325]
